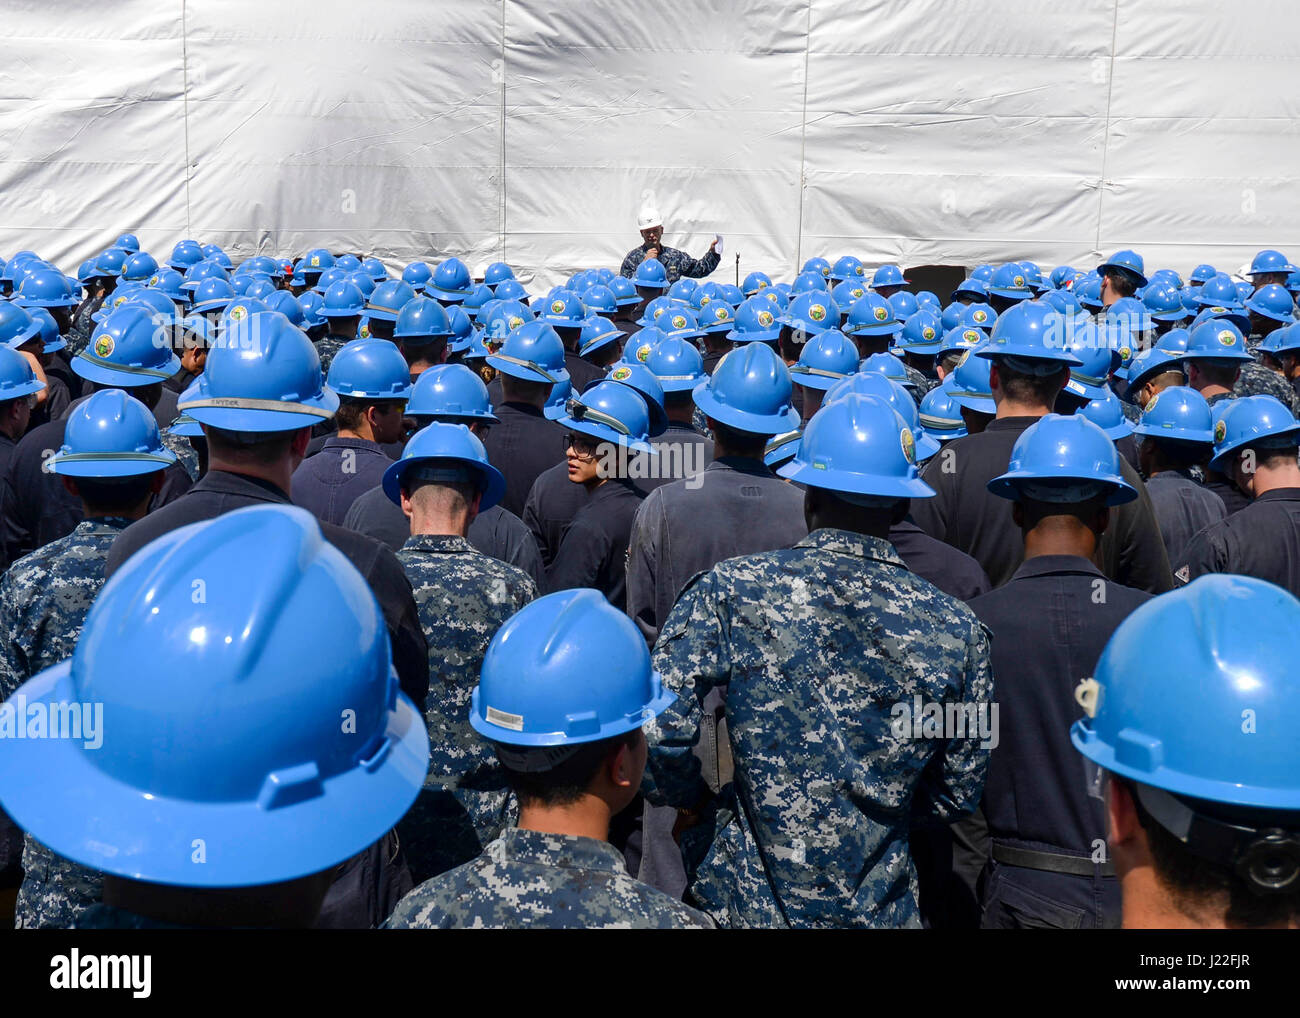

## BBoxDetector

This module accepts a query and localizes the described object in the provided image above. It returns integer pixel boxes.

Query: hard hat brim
[778,460,936,499]
[987,471,1138,506]
[692,384,801,435]
[0,660,430,888]
[469,672,676,747]
[382,454,506,511]
[71,353,183,388]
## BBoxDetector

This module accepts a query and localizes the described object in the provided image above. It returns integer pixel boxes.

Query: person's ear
[291,426,312,459]
[988,362,1002,394]
[60,476,79,498]
[399,487,414,520]
[1011,499,1024,529]
[1107,778,1143,849]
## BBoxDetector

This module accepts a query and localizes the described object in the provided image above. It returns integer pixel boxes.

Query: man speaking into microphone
[620,206,721,284]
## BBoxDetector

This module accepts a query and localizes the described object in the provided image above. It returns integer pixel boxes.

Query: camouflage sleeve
[675,247,721,280]
[620,249,642,279]
[642,572,722,809]
[911,616,994,822]
[0,573,29,701]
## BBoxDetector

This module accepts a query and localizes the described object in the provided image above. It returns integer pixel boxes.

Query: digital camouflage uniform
[394,534,537,885]
[1234,357,1300,416]
[65,297,103,358]
[903,363,936,400]
[645,528,994,929]
[384,828,715,929]
[0,518,128,928]
[620,245,720,284]
[160,429,200,481]
[314,336,348,376]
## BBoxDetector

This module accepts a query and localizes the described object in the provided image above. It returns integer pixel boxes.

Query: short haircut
[664,390,694,414]
[1125,779,1300,928]
[403,336,447,365]
[1248,443,1300,471]
[1145,369,1186,391]
[499,374,552,404]
[938,351,964,375]
[204,425,298,462]
[404,475,478,515]
[1104,269,1139,298]
[995,361,1069,407]
[709,419,770,455]
[335,397,404,432]
[1188,359,1241,388]
[1142,435,1211,470]
[74,473,158,513]
[499,731,638,808]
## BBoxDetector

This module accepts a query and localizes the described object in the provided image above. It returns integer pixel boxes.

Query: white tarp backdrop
[1,0,1298,289]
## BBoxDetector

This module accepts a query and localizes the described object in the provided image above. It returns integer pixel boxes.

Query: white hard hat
[637,207,663,230]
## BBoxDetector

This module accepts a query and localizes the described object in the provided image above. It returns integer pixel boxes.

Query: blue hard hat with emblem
[919,381,968,442]
[897,309,944,354]
[781,292,840,336]
[986,262,1034,301]
[693,341,800,434]
[383,421,505,509]
[726,297,783,342]
[538,290,587,329]
[0,504,429,887]
[1173,319,1254,364]
[605,361,668,437]
[977,300,1083,366]
[802,256,832,279]
[938,323,989,362]
[486,319,569,384]
[1132,385,1213,444]
[741,271,772,296]
[778,393,934,499]
[75,305,182,387]
[988,413,1137,505]
[47,389,177,478]
[558,377,658,453]
[842,293,901,338]
[0,344,45,400]
[947,345,997,414]
[791,329,859,390]
[645,336,707,393]
[825,370,938,459]
[831,255,866,282]
[1209,395,1300,472]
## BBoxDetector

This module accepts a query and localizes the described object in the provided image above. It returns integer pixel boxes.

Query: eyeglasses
[564,432,600,459]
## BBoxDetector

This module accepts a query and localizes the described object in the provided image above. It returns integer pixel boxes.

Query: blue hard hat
[1288,270,1300,295]
[871,264,906,289]
[1147,268,1184,290]
[261,289,306,328]
[802,256,832,279]
[978,301,1082,367]
[950,276,989,302]
[657,306,702,343]
[538,290,587,329]
[781,292,841,336]
[582,284,618,316]
[604,362,668,437]
[1155,327,1191,354]
[492,278,531,304]
[726,297,783,343]
[1209,394,1300,472]
[1058,321,1115,401]
[936,325,986,362]
[446,305,476,354]
[692,342,800,434]
[11,268,78,309]
[541,375,571,420]
[988,413,1137,505]
[91,249,125,277]
[482,261,514,286]
[477,300,533,342]
[362,256,389,282]
[1261,322,1300,358]
[717,283,745,309]
[831,279,868,309]
[620,326,667,367]
[919,381,968,442]
[986,262,1035,301]
[1048,265,1077,289]
[961,302,998,331]
[645,336,707,393]
[486,319,569,384]
[940,303,963,332]
[1097,249,1148,288]
[0,504,429,887]
[1248,249,1297,277]
[1104,296,1153,335]
[665,279,697,305]
[1132,385,1213,444]
[205,247,234,269]
[1176,319,1254,364]
[1196,273,1243,309]
[1072,573,1300,810]
[459,282,495,320]
[189,277,237,315]
[1124,346,1185,391]
[1019,261,1047,293]
[823,371,938,459]
[119,251,159,284]
[298,291,327,328]
[633,257,670,291]
[790,329,859,390]
[319,280,367,318]
[860,351,915,390]
[310,267,346,295]
[1078,388,1134,441]
[607,276,639,307]
[74,305,182,387]
[1041,289,1082,316]
[345,271,377,299]
[182,313,338,432]
[1188,263,1217,285]
[1074,274,1104,311]
[365,279,417,323]
[842,293,902,338]
[896,309,944,354]
[27,307,65,353]
[167,239,203,271]
[216,297,273,336]
[383,421,504,509]
[887,291,919,321]
[246,255,285,280]
[559,377,658,453]
[1189,304,1251,338]
[401,260,433,288]
[696,299,736,335]
[830,255,866,283]
[947,346,997,413]
[179,260,230,295]
[92,287,183,330]
[636,296,676,329]
[471,588,674,749]
[1245,283,1297,324]
[578,315,623,358]
[1142,282,1191,323]
[115,233,140,252]
[331,254,361,273]
[298,249,334,276]
[146,268,187,303]
[407,363,497,422]
[778,393,934,499]
[47,389,177,478]
[790,271,830,297]
[0,344,45,401]
[327,338,413,401]
[741,270,773,296]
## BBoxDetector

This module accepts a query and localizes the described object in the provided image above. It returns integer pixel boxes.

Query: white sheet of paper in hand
[714,234,724,254]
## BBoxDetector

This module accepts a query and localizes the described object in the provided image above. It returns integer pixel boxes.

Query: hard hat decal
[809,305,826,322]
[715,307,729,321]
[973,310,987,323]
[636,344,651,363]
[93,334,114,358]
[1145,392,1160,414]
[1013,275,1025,288]
[1217,330,1236,347]
[922,326,936,340]
[230,304,247,321]
[962,330,979,344]
[1215,419,1227,443]
[359,324,370,338]
[900,427,916,463]
[855,266,865,276]
[820,266,830,276]
[1210,306,1227,314]
[671,315,687,329]
[851,287,864,299]
[148,275,159,286]
[653,307,666,319]
[874,306,888,321]
[508,316,523,329]
[758,310,775,328]
[757,280,768,289]
[1119,346,1131,360]
[310,256,320,267]
[957,349,972,366]
[485,705,524,731]
[551,299,566,314]
[611,366,631,381]
[765,291,780,304]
